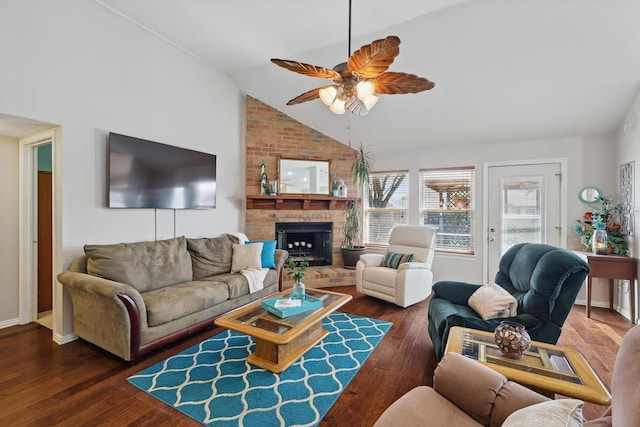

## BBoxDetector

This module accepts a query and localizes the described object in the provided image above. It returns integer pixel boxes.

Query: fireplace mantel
[246,195,350,210]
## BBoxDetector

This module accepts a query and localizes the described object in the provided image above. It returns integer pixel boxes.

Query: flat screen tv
[108,132,216,209]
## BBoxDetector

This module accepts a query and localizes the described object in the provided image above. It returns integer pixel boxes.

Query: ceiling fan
[270,1,435,116]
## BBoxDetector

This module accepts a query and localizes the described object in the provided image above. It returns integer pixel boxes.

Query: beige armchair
[374,324,640,426]
[355,225,437,308]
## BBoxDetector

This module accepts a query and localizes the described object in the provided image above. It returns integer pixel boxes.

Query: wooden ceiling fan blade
[348,36,401,79]
[286,87,328,105]
[373,72,435,94]
[271,59,342,80]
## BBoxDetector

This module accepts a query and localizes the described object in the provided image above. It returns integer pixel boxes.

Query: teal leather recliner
[428,243,590,359]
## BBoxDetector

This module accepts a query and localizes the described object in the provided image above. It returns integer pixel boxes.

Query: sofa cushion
[85,236,192,293]
[231,243,263,273]
[246,240,277,268]
[142,280,230,327]
[187,234,238,280]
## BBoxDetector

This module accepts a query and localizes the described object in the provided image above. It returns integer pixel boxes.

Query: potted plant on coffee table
[341,144,373,269]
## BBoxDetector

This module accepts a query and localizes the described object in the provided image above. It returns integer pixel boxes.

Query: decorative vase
[494,321,531,359]
[292,280,305,300]
[592,229,608,255]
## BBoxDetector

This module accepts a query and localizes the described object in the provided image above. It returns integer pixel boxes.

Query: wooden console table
[585,254,637,323]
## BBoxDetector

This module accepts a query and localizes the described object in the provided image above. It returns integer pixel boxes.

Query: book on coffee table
[261,294,322,318]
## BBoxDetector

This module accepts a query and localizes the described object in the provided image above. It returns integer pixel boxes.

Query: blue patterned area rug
[128,312,392,427]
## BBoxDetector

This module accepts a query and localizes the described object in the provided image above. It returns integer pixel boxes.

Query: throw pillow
[246,240,277,269]
[187,234,238,280]
[468,282,518,320]
[231,243,263,273]
[502,399,584,427]
[383,251,414,269]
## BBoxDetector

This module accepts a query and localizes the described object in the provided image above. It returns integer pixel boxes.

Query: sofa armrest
[397,261,430,270]
[58,271,146,312]
[274,249,288,290]
[359,253,384,267]
[435,353,548,426]
[58,270,148,360]
[432,281,481,306]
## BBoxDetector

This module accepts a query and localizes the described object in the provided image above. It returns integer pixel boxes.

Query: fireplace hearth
[275,222,333,266]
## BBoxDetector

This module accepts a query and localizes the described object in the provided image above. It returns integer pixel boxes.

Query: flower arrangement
[574,195,628,255]
[285,257,309,282]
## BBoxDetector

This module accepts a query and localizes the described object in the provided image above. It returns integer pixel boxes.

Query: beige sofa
[58,234,287,361]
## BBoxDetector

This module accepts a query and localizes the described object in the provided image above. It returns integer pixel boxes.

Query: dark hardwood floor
[0,286,633,426]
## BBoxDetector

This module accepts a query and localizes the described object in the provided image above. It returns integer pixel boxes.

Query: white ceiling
[7,1,640,154]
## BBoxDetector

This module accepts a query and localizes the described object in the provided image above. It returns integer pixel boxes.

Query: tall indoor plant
[341,144,373,268]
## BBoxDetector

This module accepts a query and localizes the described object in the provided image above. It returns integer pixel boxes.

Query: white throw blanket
[225,231,249,244]
[468,282,518,320]
[241,268,268,293]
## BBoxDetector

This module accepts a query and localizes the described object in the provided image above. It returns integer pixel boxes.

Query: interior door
[487,163,562,282]
[37,171,52,313]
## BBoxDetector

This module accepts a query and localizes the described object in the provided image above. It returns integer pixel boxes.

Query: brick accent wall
[245,96,358,288]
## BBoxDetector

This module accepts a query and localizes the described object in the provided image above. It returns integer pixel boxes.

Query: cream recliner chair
[356,225,437,307]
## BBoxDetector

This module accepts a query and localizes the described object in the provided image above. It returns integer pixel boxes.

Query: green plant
[341,144,372,249]
[341,199,361,248]
[285,257,309,282]
[349,144,374,188]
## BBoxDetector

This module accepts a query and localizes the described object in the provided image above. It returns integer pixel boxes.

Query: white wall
[615,88,640,322]
[0,135,19,327]
[374,134,618,296]
[0,1,243,335]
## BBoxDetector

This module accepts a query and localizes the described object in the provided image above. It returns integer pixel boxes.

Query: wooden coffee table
[444,326,611,405]
[214,288,352,373]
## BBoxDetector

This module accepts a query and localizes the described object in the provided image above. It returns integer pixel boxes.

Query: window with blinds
[363,170,409,245]
[419,167,475,254]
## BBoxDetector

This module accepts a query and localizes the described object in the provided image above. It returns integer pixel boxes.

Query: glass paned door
[487,163,562,282]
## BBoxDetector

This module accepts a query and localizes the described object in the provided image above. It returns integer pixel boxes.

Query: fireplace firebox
[275,222,332,266]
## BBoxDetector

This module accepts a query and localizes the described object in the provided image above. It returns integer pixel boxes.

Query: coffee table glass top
[460,330,583,384]
[220,288,348,336]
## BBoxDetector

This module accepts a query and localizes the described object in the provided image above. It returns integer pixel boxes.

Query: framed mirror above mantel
[278,158,330,195]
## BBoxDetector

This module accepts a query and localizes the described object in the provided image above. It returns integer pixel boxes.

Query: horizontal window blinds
[364,171,409,245]
[419,167,475,254]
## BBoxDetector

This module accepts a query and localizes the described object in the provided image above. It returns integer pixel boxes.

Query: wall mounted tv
[108,132,216,209]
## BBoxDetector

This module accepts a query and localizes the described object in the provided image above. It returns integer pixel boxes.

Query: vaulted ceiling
[92,1,640,153]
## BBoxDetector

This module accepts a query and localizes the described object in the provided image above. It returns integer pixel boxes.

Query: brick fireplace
[245,96,358,288]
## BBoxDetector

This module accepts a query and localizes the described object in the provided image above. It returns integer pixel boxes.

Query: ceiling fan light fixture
[356,80,375,100]
[362,94,379,110]
[329,98,346,114]
[319,86,338,106]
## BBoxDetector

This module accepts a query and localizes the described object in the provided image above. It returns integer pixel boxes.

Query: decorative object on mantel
[574,193,628,255]
[260,160,269,196]
[270,0,434,116]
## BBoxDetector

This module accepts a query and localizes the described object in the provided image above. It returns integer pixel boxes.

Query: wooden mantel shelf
[246,195,351,210]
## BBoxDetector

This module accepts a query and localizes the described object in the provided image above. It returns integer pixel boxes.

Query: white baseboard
[54,333,78,345]
[0,318,19,329]
[574,299,633,323]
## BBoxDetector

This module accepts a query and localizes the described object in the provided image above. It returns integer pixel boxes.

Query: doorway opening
[19,128,59,337]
